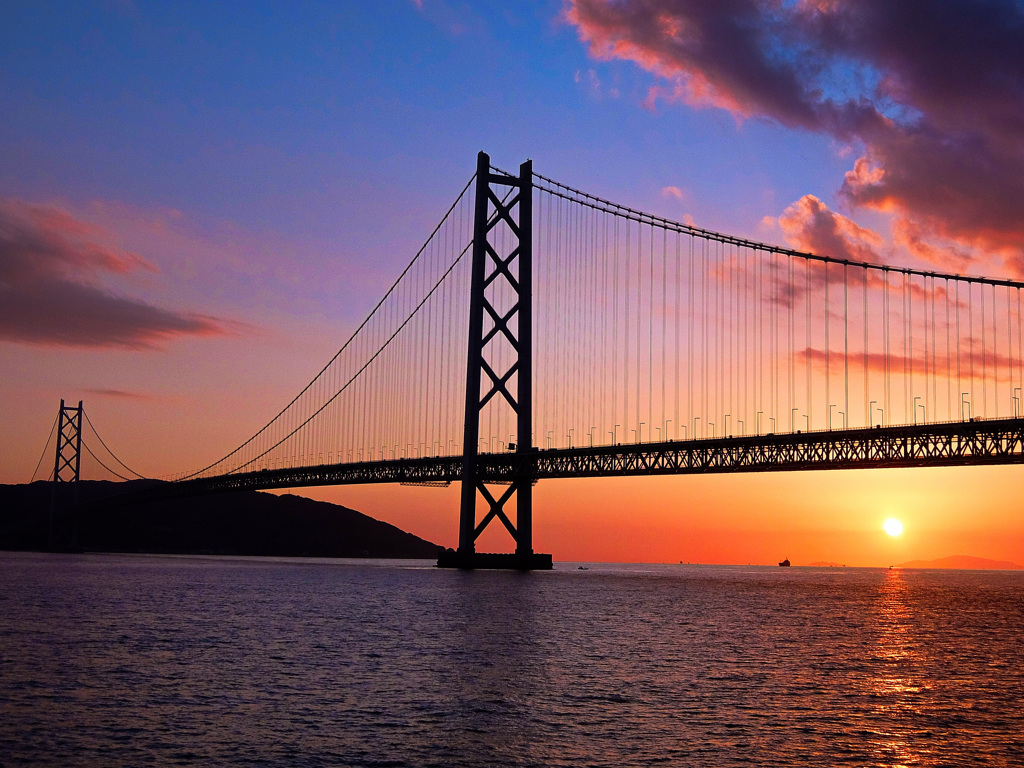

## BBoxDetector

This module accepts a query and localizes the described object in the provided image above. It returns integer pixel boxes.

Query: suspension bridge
[33,152,1024,567]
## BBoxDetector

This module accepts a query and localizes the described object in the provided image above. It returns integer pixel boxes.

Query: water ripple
[1,554,1022,766]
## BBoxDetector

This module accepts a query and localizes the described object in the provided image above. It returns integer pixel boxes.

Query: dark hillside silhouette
[0,481,440,558]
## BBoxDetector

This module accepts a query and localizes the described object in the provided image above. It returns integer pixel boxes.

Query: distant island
[808,561,846,567]
[896,555,1023,570]
[0,480,441,559]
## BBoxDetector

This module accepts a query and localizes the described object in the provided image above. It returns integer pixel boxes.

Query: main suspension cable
[83,410,147,479]
[179,172,477,480]
[29,414,59,483]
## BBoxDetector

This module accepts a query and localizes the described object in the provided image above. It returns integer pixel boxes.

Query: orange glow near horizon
[275,463,1024,568]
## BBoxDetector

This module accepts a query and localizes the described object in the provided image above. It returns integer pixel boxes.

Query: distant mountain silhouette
[0,480,441,559]
[897,555,1023,570]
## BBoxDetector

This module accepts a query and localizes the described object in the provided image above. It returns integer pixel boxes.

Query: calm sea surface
[1,552,1022,767]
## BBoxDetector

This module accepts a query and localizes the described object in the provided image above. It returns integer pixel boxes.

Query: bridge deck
[153,418,1024,498]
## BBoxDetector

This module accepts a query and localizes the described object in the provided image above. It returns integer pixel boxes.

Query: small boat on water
[778,558,791,567]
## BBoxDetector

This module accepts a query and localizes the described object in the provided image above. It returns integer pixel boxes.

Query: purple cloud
[0,198,229,349]
[84,388,155,400]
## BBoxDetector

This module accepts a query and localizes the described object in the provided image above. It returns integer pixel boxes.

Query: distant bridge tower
[439,152,551,570]
[48,399,83,550]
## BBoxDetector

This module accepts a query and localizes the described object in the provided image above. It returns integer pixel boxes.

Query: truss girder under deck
[145,419,1024,504]
[509,418,1024,480]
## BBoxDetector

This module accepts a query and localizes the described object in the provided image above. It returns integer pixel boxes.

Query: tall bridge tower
[438,152,551,570]
[48,399,83,550]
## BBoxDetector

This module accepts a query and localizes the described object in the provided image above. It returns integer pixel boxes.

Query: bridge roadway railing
[156,417,1024,498]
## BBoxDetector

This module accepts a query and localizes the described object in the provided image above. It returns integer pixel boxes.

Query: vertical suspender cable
[1018,288,1023,415]
[675,232,680,437]
[903,273,909,423]
[863,267,869,427]
[956,280,962,418]
[662,228,667,439]
[688,236,693,437]
[1006,285,1012,417]
[844,263,849,427]
[982,281,987,417]
[825,262,830,427]
[945,278,951,420]
[806,259,811,427]
[969,284,974,416]
[882,271,888,424]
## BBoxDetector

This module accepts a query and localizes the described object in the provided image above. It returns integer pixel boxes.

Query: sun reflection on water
[869,568,926,767]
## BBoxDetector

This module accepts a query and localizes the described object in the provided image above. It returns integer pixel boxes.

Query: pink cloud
[730,203,962,311]
[0,198,230,349]
[778,194,884,263]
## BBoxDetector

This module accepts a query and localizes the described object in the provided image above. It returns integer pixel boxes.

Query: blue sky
[0,1,846,253]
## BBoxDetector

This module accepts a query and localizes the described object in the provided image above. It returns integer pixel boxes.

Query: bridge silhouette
[38,152,1024,567]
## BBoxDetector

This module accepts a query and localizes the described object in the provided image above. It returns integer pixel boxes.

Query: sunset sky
[4,0,1024,566]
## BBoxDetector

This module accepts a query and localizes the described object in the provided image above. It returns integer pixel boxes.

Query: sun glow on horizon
[883,518,904,537]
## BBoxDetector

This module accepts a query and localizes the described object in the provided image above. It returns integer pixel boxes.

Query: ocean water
[1,553,1022,767]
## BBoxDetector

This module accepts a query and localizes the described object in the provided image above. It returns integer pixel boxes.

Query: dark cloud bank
[567,0,1024,272]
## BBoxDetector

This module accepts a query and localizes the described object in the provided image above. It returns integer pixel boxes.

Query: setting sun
[883,518,904,537]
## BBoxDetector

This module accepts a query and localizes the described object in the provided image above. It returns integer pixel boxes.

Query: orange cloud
[891,217,975,274]
[797,344,1019,383]
[778,195,884,263]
